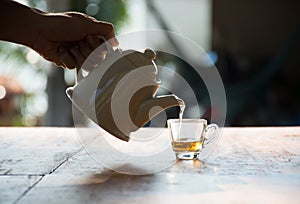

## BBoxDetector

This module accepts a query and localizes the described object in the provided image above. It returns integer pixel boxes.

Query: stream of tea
[178,103,185,130]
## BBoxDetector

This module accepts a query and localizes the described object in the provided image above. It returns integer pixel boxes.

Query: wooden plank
[0,128,82,175]
[0,127,86,204]
[207,127,300,175]
[0,175,42,204]
[15,127,300,204]
[17,171,300,204]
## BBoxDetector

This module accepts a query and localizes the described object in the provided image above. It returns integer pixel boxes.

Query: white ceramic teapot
[66,40,184,141]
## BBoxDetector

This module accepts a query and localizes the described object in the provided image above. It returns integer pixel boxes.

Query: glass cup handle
[198,124,220,160]
[203,124,219,146]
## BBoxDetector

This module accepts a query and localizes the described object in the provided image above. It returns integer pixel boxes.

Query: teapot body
[67,47,183,141]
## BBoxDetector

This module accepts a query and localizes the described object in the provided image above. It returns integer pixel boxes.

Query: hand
[33,12,119,69]
[0,1,118,69]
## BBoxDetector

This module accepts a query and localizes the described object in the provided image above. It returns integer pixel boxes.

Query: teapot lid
[117,48,156,69]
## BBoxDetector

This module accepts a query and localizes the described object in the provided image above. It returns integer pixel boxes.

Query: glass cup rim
[167,118,207,124]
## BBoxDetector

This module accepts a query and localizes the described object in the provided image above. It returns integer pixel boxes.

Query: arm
[0,0,118,69]
[0,0,42,48]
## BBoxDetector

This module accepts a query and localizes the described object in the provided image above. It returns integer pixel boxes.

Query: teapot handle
[75,36,114,82]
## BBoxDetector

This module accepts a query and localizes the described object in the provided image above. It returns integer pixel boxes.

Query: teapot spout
[133,94,184,129]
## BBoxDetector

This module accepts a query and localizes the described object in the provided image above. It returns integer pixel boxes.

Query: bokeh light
[85,3,99,16]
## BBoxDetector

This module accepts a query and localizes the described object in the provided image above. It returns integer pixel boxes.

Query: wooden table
[0,127,300,204]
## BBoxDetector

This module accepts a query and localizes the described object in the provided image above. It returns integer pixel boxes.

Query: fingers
[58,46,86,69]
[82,35,108,58]
[58,34,110,69]
[70,46,86,68]
[58,47,77,69]
[86,35,102,50]
[86,35,108,63]
[78,41,93,58]
[78,38,106,71]
[70,44,100,69]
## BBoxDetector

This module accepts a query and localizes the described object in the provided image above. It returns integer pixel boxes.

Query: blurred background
[0,0,299,127]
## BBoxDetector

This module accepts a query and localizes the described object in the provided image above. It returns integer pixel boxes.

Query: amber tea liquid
[172,139,203,152]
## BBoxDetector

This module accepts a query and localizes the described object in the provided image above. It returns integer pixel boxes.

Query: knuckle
[106,23,114,32]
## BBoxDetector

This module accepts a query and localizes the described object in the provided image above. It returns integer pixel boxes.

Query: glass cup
[167,119,219,160]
